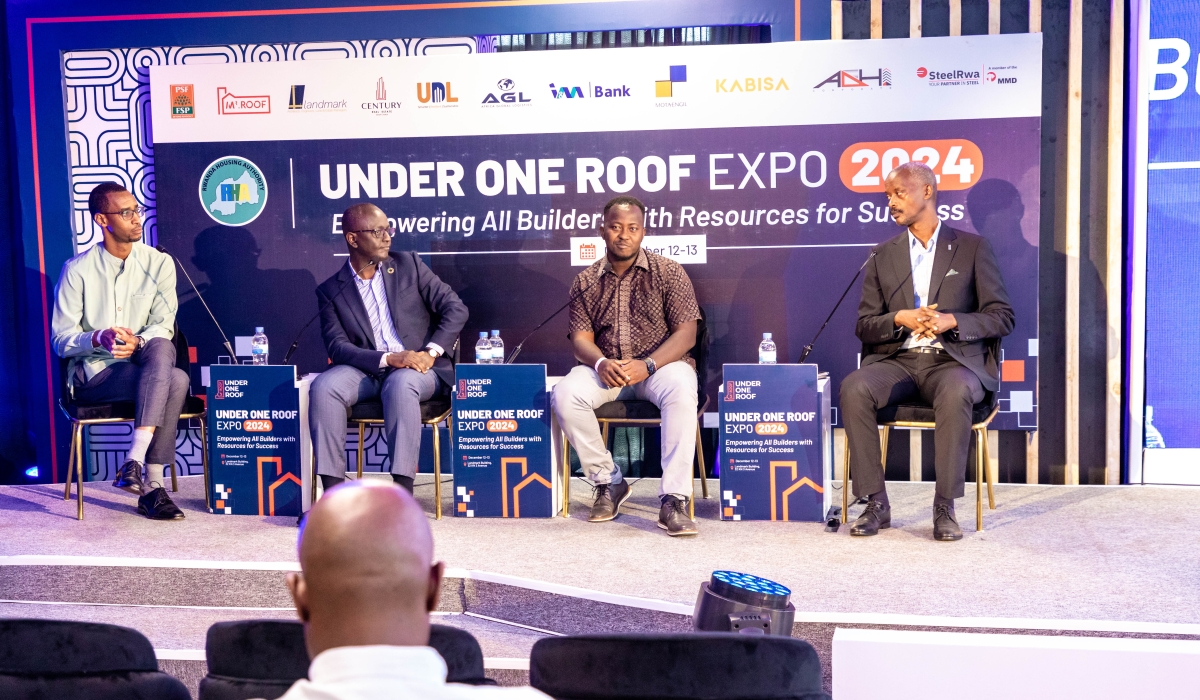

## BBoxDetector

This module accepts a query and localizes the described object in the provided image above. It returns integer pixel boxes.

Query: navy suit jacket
[855,226,1014,392]
[317,251,468,388]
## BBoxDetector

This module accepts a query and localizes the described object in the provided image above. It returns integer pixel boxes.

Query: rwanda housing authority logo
[199,157,268,226]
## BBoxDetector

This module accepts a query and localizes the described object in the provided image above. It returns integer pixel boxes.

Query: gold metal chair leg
[841,442,851,524]
[310,440,318,506]
[879,426,890,469]
[199,416,211,511]
[975,429,984,532]
[355,425,364,479]
[432,421,442,520]
[64,423,78,501]
[695,422,708,499]
[561,431,571,518]
[984,429,996,509]
[169,460,179,492]
[75,425,85,520]
[601,421,609,449]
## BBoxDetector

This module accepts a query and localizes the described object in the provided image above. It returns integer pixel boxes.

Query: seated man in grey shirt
[51,182,190,520]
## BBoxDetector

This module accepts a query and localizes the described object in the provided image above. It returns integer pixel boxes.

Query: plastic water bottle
[1145,406,1166,449]
[489,330,505,365]
[758,332,777,364]
[251,327,269,365]
[475,332,492,364]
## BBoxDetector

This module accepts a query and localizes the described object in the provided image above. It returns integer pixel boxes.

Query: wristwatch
[642,356,658,376]
[425,347,441,359]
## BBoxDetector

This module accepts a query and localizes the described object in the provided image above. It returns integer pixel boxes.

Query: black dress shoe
[138,487,185,520]
[588,481,631,522]
[657,495,698,537]
[933,503,962,541]
[112,460,145,495]
[849,499,891,536]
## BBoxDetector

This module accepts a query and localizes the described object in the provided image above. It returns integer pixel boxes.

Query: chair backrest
[692,307,711,409]
[59,322,194,403]
[199,620,491,700]
[0,618,189,700]
[530,633,830,700]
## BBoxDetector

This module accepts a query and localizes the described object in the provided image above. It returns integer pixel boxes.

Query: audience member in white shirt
[270,481,551,700]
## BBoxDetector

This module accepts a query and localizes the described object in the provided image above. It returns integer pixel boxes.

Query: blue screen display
[1144,0,1200,448]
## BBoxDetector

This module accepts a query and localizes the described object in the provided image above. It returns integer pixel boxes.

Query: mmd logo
[549,83,585,99]
[813,69,892,89]
[417,81,458,104]
[482,78,532,105]
[457,380,469,400]
[986,71,1018,84]
[655,65,687,97]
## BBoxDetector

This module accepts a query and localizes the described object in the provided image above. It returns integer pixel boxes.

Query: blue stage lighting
[24,466,39,479]
[693,571,795,636]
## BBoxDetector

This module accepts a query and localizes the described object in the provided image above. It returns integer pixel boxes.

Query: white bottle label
[759,349,776,364]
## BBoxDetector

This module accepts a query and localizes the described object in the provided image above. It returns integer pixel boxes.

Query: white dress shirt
[350,261,442,368]
[901,222,943,349]
[270,645,551,700]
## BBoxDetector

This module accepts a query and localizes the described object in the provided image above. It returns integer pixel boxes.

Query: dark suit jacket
[856,226,1014,392]
[317,251,468,388]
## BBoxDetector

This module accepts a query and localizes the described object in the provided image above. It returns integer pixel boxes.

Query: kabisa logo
[916,65,983,86]
[216,87,270,115]
[198,156,268,226]
[714,76,790,93]
[655,65,687,98]
[417,81,459,105]
[813,68,892,89]
[549,82,631,99]
[288,85,347,112]
[482,78,532,105]
[362,78,402,116]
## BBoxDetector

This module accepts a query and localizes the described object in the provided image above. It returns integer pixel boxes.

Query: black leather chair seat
[349,398,452,422]
[530,633,830,700]
[182,394,206,415]
[60,400,137,422]
[199,620,492,700]
[876,398,995,426]
[593,400,661,421]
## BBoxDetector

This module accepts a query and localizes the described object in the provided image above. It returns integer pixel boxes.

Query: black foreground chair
[0,619,190,700]
[530,633,830,700]
[199,620,493,700]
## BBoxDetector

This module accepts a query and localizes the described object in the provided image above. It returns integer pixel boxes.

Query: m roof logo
[216,87,270,115]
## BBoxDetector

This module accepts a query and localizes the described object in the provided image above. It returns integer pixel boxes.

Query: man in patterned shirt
[551,196,703,536]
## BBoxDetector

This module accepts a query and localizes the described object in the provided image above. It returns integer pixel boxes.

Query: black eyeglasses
[101,206,147,222]
[346,227,395,239]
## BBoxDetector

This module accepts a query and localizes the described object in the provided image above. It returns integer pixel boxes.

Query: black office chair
[530,633,830,700]
[59,323,209,519]
[199,620,493,700]
[0,619,190,700]
[560,309,712,518]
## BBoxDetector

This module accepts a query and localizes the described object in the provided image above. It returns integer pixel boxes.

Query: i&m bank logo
[198,156,268,226]
[170,84,195,118]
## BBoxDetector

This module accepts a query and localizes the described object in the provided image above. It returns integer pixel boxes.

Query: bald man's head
[288,481,443,656]
[341,203,392,262]
[884,161,938,228]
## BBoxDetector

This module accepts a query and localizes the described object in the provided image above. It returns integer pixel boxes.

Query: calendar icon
[579,243,597,260]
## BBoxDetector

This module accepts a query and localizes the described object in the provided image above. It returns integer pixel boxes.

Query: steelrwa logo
[916,66,983,86]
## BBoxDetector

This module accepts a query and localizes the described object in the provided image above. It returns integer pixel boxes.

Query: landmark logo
[216,87,271,115]
[361,78,402,115]
[170,84,195,118]
[813,69,892,89]
[198,156,268,226]
[655,65,687,98]
[288,85,347,112]
[715,76,790,93]
[482,78,532,106]
[417,81,459,105]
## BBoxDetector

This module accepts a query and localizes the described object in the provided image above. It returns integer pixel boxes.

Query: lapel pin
[387,267,394,274]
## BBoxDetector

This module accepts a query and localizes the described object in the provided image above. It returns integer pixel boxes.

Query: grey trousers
[309,365,442,478]
[840,351,985,500]
[73,337,191,465]
[551,362,698,498]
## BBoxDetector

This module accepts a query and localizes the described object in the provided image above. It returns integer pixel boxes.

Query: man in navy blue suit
[309,203,468,494]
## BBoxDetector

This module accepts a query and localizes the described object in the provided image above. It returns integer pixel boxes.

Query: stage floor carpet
[2,474,1198,695]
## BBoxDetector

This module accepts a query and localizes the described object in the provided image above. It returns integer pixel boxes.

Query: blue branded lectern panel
[451,364,554,517]
[719,364,824,521]
[207,365,302,516]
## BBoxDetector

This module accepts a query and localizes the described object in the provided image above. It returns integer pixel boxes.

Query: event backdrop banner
[150,36,1042,430]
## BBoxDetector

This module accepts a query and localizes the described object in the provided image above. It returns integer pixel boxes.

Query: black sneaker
[657,495,698,537]
[137,487,185,520]
[112,460,145,495]
[587,481,631,522]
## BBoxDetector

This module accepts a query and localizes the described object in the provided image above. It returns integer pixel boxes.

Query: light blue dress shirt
[349,260,444,368]
[901,222,943,349]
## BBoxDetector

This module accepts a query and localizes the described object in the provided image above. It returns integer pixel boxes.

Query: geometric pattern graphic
[66,36,485,479]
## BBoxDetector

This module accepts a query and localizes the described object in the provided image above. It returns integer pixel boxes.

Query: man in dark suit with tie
[840,162,1013,541]
[309,203,468,495]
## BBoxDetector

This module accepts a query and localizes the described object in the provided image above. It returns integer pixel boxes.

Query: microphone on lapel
[282,258,376,365]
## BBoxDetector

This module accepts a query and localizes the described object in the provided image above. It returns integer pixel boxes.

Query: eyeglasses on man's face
[101,205,147,222]
[348,227,395,240]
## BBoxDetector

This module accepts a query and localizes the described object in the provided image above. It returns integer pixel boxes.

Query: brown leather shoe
[588,480,631,522]
[657,495,698,536]
[849,499,891,536]
[933,503,963,541]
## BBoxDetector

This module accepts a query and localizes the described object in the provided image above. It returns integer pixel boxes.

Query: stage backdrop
[150,35,1042,431]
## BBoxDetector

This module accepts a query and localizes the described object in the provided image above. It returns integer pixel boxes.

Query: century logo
[813,68,892,89]
[216,87,270,115]
[715,77,790,93]
[417,81,459,106]
[361,78,402,115]
[198,156,268,226]
[482,78,532,105]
